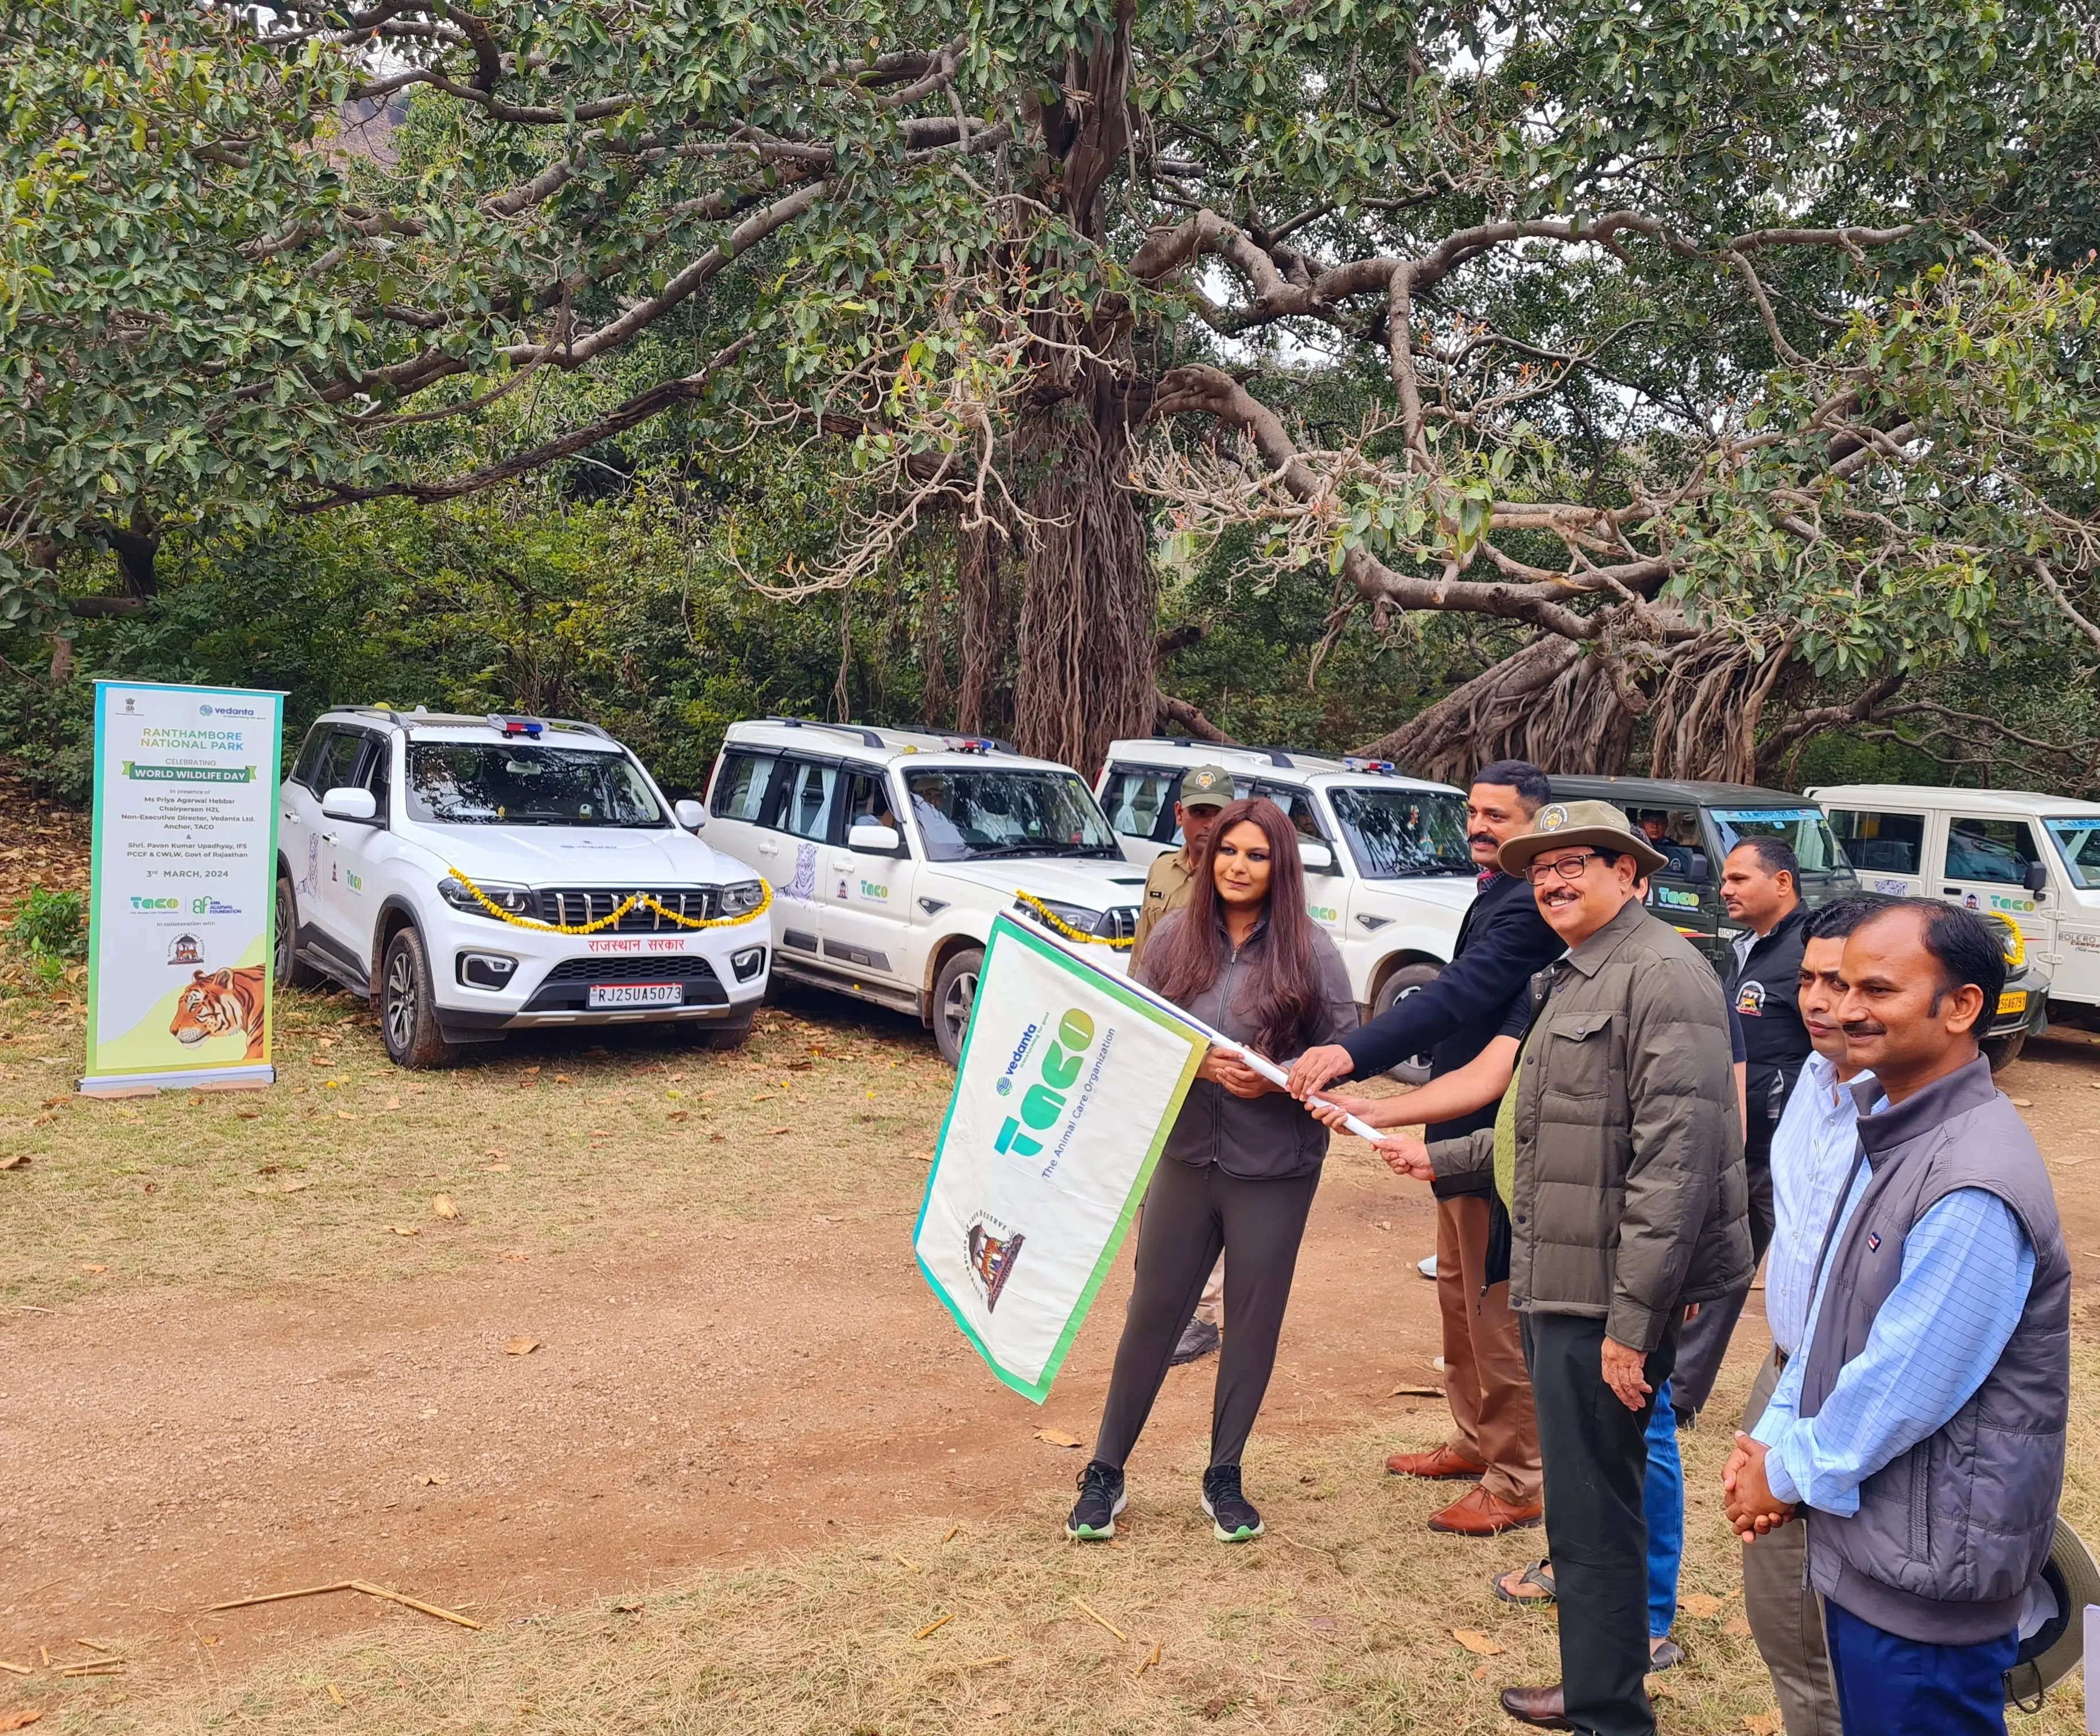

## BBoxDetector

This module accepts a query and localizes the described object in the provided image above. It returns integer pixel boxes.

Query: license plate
[1997,989,2028,1016]
[587,982,685,1009]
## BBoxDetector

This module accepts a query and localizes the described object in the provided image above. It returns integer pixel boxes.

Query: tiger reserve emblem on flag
[966,1213,1025,1311]
[1538,803,1570,831]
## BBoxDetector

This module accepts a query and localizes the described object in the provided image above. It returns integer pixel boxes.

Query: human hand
[1306,1091,1379,1130]
[1600,1336,1652,1411]
[1369,1132,1433,1181]
[1199,1047,1273,1099]
[1683,1302,1701,1323]
[1285,1043,1355,1100]
[1722,1432,1797,1541]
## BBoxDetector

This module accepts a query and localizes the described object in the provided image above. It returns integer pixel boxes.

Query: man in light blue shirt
[1735,895,1889,1735]
[1726,900,2068,1736]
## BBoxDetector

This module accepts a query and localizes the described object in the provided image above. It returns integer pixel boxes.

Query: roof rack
[764,716,898,751]
[542,716,612,741]
[1130,735,1292,768]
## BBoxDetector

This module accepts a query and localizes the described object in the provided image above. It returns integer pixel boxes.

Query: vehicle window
[711,750,778,823]
[1709,807,1849,875]
[902,769,1121,862]
[1099,768,1180,844]
[842,769,907,854]
[1254,785,1331,842]
[312,729,367,796]
[358,735,392,822]
[1944,816,2042,885]
[1326,786,1472,878]
[1627,807,1707,879]
[778,759,839,842]
[1827,808,1925,875]
[290,723,330,790]
[2043,819,2100,890]
[402,744,668,827]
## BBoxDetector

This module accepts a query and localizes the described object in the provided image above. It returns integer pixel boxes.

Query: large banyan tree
[7,0,2100,774]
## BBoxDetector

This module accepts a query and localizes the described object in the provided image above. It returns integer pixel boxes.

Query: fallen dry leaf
[1452,1630,1504,1656]
[1723,1614,1754,1637]
[1471,1664,1490,1681]
[1741,1717,1781,1735]
[0,1710,45,1731]
[235,1109,260,1120]
[667,1110,688,1122]
[389,1225,419,1237]
[278,1179,310,1194]
[613,1598,644,1614]
[504,1336,539,1356]
[335,1110,357,1122]
[417,1473,448,1486]
[2010,1097,2035,1108]
[1679,1592,1727,1620]
[80,1264,107,1274]
[767,1125,791,1136]
[432,1195,458,1220]
[553,1074,572,1084]
[497,1249,527,1262]
[0,1153,29,1170]
[1035,1428,1084,1449]
[385,1097,401,1110]
[327,1683,348,1708]
[1389,1385,1442,1398]
[484,1162,512,1173]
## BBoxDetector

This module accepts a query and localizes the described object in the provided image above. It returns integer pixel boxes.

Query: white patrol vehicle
[1095,737,1474,1072]
[1812,783,2100,1030]
[276,708,772,1067]
[702,719,1146,1063]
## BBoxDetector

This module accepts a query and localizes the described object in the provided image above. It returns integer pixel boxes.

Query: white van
[1095,738,1473,1051]
[1811,784,2100,1028]
[703,719,1147,1062]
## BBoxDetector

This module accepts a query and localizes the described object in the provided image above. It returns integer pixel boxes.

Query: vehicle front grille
[534,887,716,932]
[1102,905,1139,943]
[540,956,724,983]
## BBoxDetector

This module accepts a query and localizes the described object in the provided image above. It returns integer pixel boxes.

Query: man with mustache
[1285,761,1562,1537]
[1730,894,1888,1734]
[1674,836,1812,1424]
[1725,900,2068,1736]
[1385,799,1750,1733]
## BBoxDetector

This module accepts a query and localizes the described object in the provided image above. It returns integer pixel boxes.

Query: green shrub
[9,887,86,964]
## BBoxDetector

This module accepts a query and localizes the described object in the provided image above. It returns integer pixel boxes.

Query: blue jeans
[1824,1598,2014,1735]
[1644,1376,1683,1641]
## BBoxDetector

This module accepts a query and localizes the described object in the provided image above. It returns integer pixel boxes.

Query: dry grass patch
[0,983,952,1305]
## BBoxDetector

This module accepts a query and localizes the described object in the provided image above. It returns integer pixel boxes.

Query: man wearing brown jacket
[1393,800,1752,1735]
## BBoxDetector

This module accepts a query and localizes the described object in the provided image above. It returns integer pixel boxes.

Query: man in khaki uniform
[1130,763,1234,1363]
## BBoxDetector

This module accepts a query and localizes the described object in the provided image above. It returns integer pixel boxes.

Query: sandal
[1491,1557,1557,1606]
[1648,1638,1684,1671]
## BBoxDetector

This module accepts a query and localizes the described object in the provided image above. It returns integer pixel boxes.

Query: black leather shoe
[1498,1683,1577,1730]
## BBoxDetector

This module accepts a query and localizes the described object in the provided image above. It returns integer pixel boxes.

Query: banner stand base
[79,1065,276,1098]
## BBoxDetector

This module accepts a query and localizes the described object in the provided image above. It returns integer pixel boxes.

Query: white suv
[277,708,772,1067]
[1096,738,1475,1071]
[703,719,1146,1062]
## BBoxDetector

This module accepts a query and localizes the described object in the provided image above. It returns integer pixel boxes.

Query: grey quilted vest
[1796,1055,2070,1645]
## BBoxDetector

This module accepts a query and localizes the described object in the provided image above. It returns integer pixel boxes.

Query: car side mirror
[675,799,707,830]
[2024,860,2048,895]
[1683,851,1710,884]
[1299,840,1336,873]
[848,822,902,853]
[320,786,378,823]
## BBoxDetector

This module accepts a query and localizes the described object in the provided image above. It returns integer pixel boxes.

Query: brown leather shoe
[1426,1485,1544,1536]
[1497,1684,1575,1730]
[1384,1443,1487,1481]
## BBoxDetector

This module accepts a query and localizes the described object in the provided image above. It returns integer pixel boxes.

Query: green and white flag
[913,914,1208,1403]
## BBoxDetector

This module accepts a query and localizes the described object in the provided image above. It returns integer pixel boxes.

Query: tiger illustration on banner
[168,966,269,1060]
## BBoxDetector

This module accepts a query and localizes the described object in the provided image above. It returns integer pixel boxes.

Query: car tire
[932,946,984,1067]
[1372,962,1443,1086]
[1983,1030,2027,1072]
[699,1014,754,1051]
[274,874,325,990]
[378,925,458,1070]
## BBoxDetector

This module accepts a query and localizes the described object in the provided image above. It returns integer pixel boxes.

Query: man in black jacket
[1672,836,1810,1422]
[1288,760,1564,1534]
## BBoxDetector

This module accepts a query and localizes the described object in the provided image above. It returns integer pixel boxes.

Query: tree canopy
[6,0,2100,783]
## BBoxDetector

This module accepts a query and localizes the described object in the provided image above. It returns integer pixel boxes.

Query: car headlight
[1019,896,1106,936]
[1981,911,2026,968]
[439,877,534,919]
[718,879,767,917]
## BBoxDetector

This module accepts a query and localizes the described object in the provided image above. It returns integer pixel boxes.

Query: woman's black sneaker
[1066,1459,1127,1541]
[1201,1464,1264,1541]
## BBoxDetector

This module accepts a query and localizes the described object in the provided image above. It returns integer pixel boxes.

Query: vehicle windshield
[1709,807,1851,875]
[902,769,1120,861]
[1326,786,1473,878]
[2044,817,2100,890]
[404,743,667,827]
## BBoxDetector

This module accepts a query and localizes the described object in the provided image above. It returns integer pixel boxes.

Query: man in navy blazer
[1289,760,1565,1535]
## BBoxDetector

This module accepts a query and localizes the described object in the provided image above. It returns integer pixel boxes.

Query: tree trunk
[956,515,1007,735]
[919,537,950,729]
[1013,377,1156,773]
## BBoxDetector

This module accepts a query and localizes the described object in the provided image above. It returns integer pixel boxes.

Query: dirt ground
[3,974,2098,1732]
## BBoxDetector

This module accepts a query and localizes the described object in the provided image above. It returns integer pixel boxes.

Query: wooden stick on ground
[912,1613,954,1641]
[0,1661,30,1676]
[1133,1638,1162,1680]
[347,1582,482,1631]
[1071,1596,1127,1643]
[208,1582,355,1613]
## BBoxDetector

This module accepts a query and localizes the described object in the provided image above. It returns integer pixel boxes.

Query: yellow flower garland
[444,867,773,935]
[1014,889,1134,950]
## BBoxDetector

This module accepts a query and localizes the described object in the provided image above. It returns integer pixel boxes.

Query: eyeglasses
[1525,851,1608,885]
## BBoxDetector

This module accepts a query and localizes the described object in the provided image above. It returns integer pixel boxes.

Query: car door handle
[755,839,780,855]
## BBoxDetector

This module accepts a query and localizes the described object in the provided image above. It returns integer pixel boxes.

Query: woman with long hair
[1066,797,1357,1544]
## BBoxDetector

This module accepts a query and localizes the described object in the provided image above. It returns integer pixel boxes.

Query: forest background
[7,0,2100,807]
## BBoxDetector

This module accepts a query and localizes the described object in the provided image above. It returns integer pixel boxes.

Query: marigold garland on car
[1014,889,1133,950]
[444,866,773,933]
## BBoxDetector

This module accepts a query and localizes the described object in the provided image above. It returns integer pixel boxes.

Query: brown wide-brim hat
[1497,797,1670,879]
